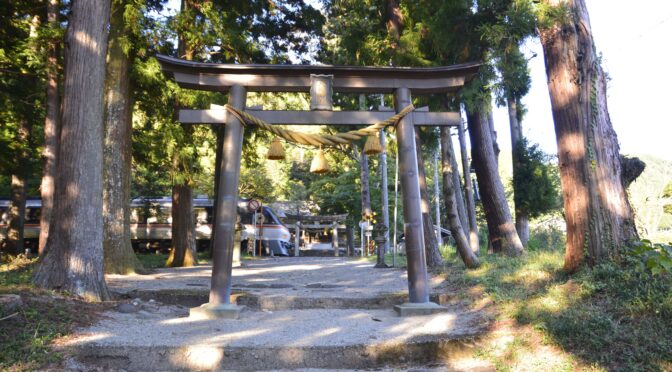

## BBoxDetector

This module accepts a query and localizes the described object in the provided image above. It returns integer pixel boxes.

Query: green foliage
[627,240,672,277]
[445,244,672,370]
[512,138,561,218]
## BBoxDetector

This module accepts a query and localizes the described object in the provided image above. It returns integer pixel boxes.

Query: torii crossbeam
[157,54,480,318]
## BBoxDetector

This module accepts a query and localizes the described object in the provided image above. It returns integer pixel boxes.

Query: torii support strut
[157,54,480,318]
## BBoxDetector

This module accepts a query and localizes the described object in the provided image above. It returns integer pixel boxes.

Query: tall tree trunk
[441,127,479,268]
[167,0,198,267]
[4,173,27,256]
[33,0,112,301]
[507,96,530,246]
[385,0,404,48]
[208,125,224,258]
[467,108,524,256]
[167,183,197,267]
[359,150,372,217]
[415,129,444,267]
[458,121,480,254]
[379,129,391,253]
[448,130,469,234]
[103,0,143,274]
[39,0,60,256]
[539,0,638,271]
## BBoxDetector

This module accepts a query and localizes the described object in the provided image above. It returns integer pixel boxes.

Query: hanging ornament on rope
[266,137,285,160]
[310,147,330,174]
[363,133,383,155]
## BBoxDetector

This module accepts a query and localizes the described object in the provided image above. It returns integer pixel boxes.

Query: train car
[0,198,41,251]
[1,197,291,256]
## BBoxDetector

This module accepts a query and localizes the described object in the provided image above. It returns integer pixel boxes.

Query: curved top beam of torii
[156,54,481,94]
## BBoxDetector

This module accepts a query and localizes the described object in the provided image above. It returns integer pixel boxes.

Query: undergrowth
[444,245,672,371]
[0,256,104,370]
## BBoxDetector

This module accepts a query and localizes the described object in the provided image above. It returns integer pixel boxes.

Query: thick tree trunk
[168,0,198,267]
[440,128,479,268]
[415,129,444,268]
[385,0,404,47]
[167,183,197,267]
[448,130,469,234]
[38,0,60,256]
[103,0,143,274]
[507,96,529,246]
[33,0,112,301]
[359,150,373,216]
[467,109,524,256]
[379,129,391,253]
[208,125,224,258]
[540,0,638,271]
[4,116,31,255]
[4,174,27,256]
[458,122,480,254]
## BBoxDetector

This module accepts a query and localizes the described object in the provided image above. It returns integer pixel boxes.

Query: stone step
[63,307,486,371]
[118,288,455,310]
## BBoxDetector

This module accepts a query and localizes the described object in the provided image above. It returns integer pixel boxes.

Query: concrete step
[63,306,486,371]
[118,288,455,310]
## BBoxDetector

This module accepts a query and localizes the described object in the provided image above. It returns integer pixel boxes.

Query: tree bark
[379,129,391,253]
[448,131,469,234]
[103,0,143,274]
[208,125,224,258]
[33,0,112,301]
[415,128,444,267]
[4,174,27,256]
[385,0,404,47]
[441,127,479,268]
[167,183,197,267]
[38,0,60,256]
[507,96,529,246]
[467,109,524,256]
[167,0,198,267]
[539,0,638,271]
[359,150,373,216]
[458,122,480,254]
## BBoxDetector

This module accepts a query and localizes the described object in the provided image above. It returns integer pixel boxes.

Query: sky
[492,0,672,161]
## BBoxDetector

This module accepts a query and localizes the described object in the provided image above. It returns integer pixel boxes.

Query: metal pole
[433,149,443,247]
[332,222,339,257]
[294,221,300,257]
[458,118,480,255]
[394,87,430,304]
[209,84,246,305]
[379,129,390,254]
[360,224,364,257]
[392,140,399,267]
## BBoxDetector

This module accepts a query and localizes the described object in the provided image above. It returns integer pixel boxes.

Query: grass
[136,251,211,269]
[0,256,104,370]
[441,245,672,371]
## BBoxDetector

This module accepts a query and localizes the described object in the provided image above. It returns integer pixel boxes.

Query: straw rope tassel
[267,137,285,160]
[310,147,329,174]
[363,133,382,155]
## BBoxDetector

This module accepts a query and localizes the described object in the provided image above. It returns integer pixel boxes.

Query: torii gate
[157,55,479,318]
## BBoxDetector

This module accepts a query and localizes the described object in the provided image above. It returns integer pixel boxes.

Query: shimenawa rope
[224,104,415,147]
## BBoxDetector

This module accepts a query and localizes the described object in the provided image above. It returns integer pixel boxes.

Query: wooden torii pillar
[157,55,479,318]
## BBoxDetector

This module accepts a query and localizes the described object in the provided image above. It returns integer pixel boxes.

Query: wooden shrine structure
[157,54,479,318]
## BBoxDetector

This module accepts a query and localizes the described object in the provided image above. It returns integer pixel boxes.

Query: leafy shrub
[626,240,672,276]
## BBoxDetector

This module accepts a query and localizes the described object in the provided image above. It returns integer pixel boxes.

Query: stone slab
[189,303,245,320]
[394,302,448,316]
[63,307,486,370]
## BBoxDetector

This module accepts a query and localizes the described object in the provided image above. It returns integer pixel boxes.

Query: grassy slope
[442,247,672,371]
